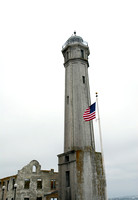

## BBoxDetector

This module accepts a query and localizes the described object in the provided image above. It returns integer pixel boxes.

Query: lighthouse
[58,33,106,200]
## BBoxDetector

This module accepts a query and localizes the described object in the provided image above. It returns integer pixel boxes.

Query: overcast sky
[0,0,138,198]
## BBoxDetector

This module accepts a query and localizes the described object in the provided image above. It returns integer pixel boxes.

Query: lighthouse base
[58,149,106,200]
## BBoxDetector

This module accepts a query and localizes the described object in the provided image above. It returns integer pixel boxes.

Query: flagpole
[96,92,108,200]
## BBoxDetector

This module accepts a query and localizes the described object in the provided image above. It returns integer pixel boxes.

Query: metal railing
[62,38,88,49]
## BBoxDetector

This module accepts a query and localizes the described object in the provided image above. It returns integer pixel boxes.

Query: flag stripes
[83,102,96,121]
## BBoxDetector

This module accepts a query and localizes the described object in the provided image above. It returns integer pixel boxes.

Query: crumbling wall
[0,160,58,200]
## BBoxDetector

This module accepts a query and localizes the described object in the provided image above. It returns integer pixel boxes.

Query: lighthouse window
[65,155,69,162]
[82,76,85,84]
[67,96,69,104]
[66,171,70,187]
[81,49,84,58]
[66,52,69,60]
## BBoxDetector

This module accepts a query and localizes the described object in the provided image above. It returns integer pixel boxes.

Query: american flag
[83,102,96,121]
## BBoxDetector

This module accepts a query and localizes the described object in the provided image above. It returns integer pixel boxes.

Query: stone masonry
[0,160,58,200]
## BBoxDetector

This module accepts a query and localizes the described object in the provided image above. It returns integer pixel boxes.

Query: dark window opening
[66,52,69,60]
[37,197,42,200]
[82,76,85,84]
[65,155,69,162]
[81,49,84,58]
[7,180,9,191]
[66,171,70,187]
[51,179,56,189]
[37,179,42,189]
[67,96,69,104]
[12,179,15,190]
[24,179,30,189]
[24,198,29,200]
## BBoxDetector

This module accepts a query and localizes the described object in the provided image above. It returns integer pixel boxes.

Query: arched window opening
[32,165,37,173]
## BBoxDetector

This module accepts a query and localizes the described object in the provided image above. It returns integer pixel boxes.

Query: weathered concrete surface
[58,34,106,200]
[58,149,100,200]
[95,152,107,200]
[63,43,95,152]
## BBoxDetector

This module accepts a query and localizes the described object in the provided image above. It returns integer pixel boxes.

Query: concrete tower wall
[64,44,95,152]
[58,34,106,200]
[58,150,98,200]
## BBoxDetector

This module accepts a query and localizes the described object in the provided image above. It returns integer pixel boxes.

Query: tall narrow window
[67,96,69,104]
[32,165,36,173]
[81,49,84,58]
[66,52,69,60]
[24,179,30,189]
[66,171,70,187]
[37,179,42,189]
[82,76,85,84]
[12,179,15,190]
[7,180,9,191]
[51,179,56,189]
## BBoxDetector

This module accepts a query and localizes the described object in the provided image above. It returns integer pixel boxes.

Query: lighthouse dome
[62,32,88,49]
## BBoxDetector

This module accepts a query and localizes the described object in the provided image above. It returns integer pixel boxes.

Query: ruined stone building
[58,33,107,200]
[0,160,58,200]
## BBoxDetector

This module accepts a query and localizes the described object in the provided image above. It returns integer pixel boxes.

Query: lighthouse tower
[58,33,106,200]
